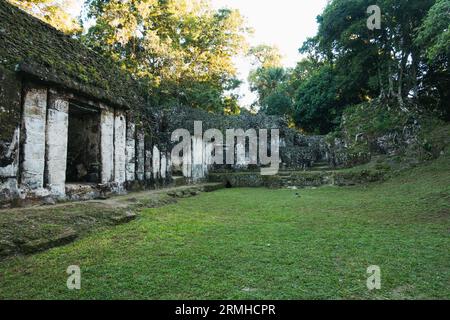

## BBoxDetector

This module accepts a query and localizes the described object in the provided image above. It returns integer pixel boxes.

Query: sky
[210,0,328,107]
[71,0,328,107]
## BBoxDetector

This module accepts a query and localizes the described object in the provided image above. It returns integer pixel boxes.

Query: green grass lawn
[0,154,449,299]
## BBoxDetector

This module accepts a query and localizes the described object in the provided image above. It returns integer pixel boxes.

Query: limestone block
[100,109,114,183]
[192,136,204,181]
[152,146,160,179]
[45,92,69,196]
[114,111,126,184]
[125,121,136,182]
[166,153,172,178]
[21,86,47,190]
[145,149,152,180]
[136,130,145,181]
[160,153,167,179]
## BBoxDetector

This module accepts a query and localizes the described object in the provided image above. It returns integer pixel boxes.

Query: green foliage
[416,0,450,63]
[82,0,249,112]
[263,90,292,116]
[256,0,449,134]
[294,65,343,134]
[7,0,81,34]
[248,44,283,69]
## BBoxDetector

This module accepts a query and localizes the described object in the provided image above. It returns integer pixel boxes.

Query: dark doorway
[66,101,101,183]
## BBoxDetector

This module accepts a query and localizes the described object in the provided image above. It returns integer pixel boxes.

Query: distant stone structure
[0,1,329,207]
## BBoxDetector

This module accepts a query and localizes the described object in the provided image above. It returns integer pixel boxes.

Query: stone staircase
[308,161,334,171]
[208,166,386,189]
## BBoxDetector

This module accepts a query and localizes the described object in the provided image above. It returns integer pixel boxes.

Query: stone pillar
[136,130,145,181]
[152,145,160,180]
[125,121,136,182]
[114,111,126,185]
[21,85,47,190]
[100,108,114,183]
[203,141,213,177]
[192,136,204,181]
[45,91,69,197]
[160,153,167,179]
[166,153,172,180]
[236,139,246,167]
[145,149,152,181]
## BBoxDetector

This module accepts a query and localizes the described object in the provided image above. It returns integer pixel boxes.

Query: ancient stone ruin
[0,1,332,207]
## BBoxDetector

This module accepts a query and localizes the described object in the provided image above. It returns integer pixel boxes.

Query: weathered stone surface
[0,1,143,109]
[125,121,136,182]
[110,211,136,224]
[100,108,114,183]
[145,149,152,180]
[41,195,56,206]
[45,91,69,197]
[136,130,145,181]
[152,146,160,180]
[0,127,19,178]
[0,67,21,195]
[21,85,47,190]
[160,153,167,179]
[0,178,21,206]
[192,136,204,181]
[166,155,172,180]
[114,111,126,185]
[208,169,386,189]
[20,228,78,254]
[65,183,101,201]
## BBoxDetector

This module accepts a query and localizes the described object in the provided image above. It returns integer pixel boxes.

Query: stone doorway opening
[66,101,101,183]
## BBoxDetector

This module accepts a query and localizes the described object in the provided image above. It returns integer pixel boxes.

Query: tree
[82,0,249,112]
[302,0,436,106]
[248,44,283,69]
[294,65,343,134]
[247,44,294,116]
[7,0,81,34]
[416,0,450,119]
[416,0,450,64]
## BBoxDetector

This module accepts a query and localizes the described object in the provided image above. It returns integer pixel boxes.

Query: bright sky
[71,0,328,107]
[210,0,328,107]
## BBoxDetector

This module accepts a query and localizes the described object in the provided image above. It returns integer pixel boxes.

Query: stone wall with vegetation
[0,66,21,206]
[323,99,450,169]
[141,105,329,171]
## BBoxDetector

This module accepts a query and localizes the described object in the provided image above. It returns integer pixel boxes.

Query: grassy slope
[0,153,449,299]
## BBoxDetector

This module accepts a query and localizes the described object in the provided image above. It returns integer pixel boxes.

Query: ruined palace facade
[1,2,333,206]
[0,2,174,205]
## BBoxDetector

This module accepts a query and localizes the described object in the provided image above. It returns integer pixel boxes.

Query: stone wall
[1,77,347,206]
[45,91,69,197]
[0,67,21,205]
[1,78,174,206]
[144,105,330,172]
[20,84,48,191]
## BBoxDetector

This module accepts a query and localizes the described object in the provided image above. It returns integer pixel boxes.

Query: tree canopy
[248,0,449,133]
[8,0,449,123]
[7,0,81,34]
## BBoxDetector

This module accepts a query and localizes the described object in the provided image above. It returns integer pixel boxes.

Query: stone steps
[208,169,386,189]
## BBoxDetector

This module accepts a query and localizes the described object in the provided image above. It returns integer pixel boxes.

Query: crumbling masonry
[0,1,332,206]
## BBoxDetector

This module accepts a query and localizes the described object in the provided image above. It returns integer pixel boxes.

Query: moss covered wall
[142,105,328,170]
[0,65,21,167]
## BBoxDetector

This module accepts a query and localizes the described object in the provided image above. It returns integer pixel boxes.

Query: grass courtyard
[0,154,449,300]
